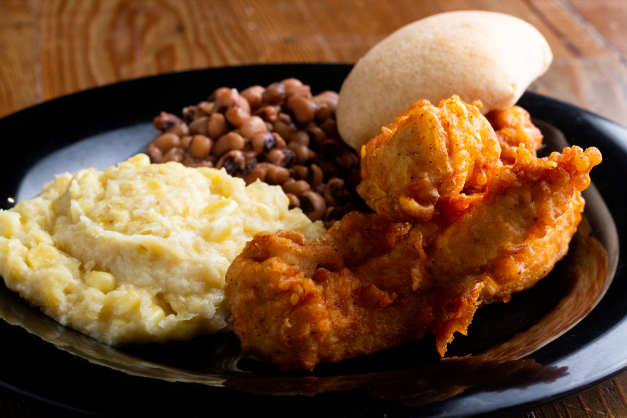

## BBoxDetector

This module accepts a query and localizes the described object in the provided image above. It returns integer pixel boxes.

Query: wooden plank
[566,0,627,61]
[0,0,39,118]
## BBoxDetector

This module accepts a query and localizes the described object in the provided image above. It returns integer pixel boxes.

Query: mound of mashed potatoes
[0,154,324,345]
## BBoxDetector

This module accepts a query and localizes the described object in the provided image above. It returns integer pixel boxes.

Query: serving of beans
[146,78,366,226]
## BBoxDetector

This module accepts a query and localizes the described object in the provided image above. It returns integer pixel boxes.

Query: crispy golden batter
[357,96,502,222]
[226,145,601,370]
[487,106,543,165]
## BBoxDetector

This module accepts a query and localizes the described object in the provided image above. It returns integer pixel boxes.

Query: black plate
[0,64,624,418]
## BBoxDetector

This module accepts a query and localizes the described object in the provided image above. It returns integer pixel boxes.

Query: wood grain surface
[0,0,626,417]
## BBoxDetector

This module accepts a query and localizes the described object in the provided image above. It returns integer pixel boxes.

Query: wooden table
[0,0,626,416]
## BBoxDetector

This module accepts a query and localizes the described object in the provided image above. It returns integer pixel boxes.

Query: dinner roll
[337,11,553,150]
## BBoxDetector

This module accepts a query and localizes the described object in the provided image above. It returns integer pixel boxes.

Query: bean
[315,106,331,121]
[251,133,276,154]
[308,164,324,187]
[163,147,185,163]
[208,113,229,139]
[282,179,311,196]
[320,118,339,139]
[153,112,182,131]
[299,191,326,221]
[241,86,265,111]
[286,193,300,208]
[291,131,310,147]
[281,78,304,96]
[189,116,210,136]
[336,151,359,170]
[272,133,287,149]
[181,135,193,149]
[235,95,251,115]
[213,88,239,113]
[290,143,316,164]
[307,126,327,149]
[262,82,286,105]
[216,150,246,175]
[151,133,181,154]
[266,149,295,167]
[324,177,347,206]
[182,106,200,123]
[254,105,280,123]
[209,87,231,101]
[146,146,163,163]
[312,91,339,112]
[274,113,297,141]
[166,123,189,136]
[189,135,212,159]
[243,162,269,184]
[197,101,213,115]
[240,116,267,140]
[225,106,250,128]
[314,158,338,181]
[293,165,309,180]
[183,157,213,168]
[286,96,317,124]
[321,139,345,159]
[265,165,290,184]
[213,132,245,157]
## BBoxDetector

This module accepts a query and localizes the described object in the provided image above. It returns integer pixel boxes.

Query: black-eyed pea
[151,133,181,154]
[272,133,287,149]
[166,123,189,136]
[213,132,245,158]
[212,88,238,112]
[146,146,163,163]
[320,118,339,139]
[225,106,250,128]
[293,165,309,180]
[274,113,297,141]
[183,157,213,168]
[240,116,267,139]
[262,82,286,105]
[189,116,210,136]
[308,164,324,187]
[243,162,270,184]
[282,179,311,196]
[241,85,265,111]
[163,147,185,163]
[291,130,310,146]
[286,193,300,208]
[251,133,276,154]
[254,105,280,123]
[266,149,295,167]
[235,95,251,115]
[312,91,339,112]
[181,135,193,149]
[153,112,182,131]
[198,101,214,115]
[324,177,347,206]
[182,106,201,123]
[189,135,213,159]
[307,126,327,149]
[336,151,359,170]
[291,144,316,164]
[208,113,229,139]
[286,96,318,124]
[281,78,303,96]
[265,165,290,184]
[299,191,326,221]
[209,87,231,101]
[216,150,246,176]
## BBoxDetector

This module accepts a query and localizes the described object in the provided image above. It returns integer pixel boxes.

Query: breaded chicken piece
[357,96,502,223]
[225,145,600,370]
[487,106,543,165]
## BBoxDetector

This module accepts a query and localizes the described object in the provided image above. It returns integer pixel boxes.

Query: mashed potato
[0,154,324,345]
